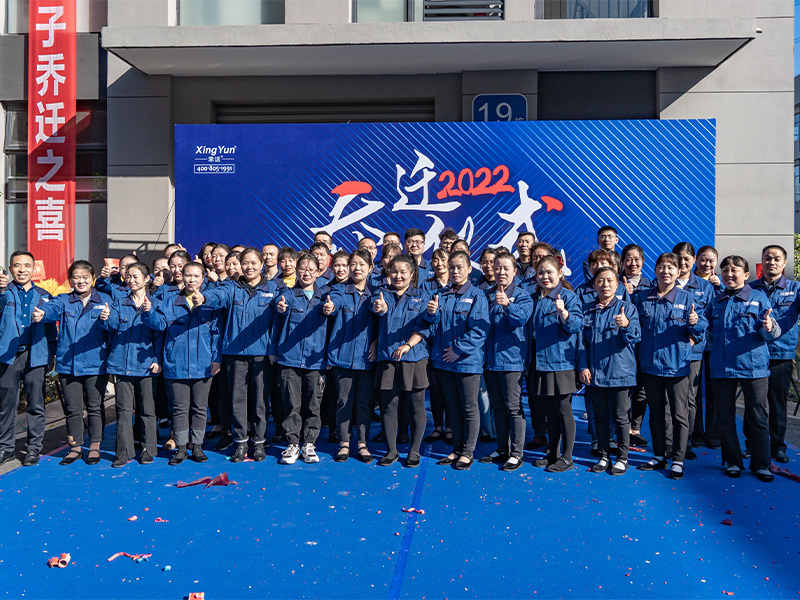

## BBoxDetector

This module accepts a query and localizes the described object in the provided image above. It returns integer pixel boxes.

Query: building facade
[0,0,794,270]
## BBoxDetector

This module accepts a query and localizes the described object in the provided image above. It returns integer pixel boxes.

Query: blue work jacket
[577,297,641,388]
[271,284,329,370]
[677,272,715,359]
[632,286,706,378]
[576,281,630,309]
[705,285,780,379]
[420,277,448,296]
[416,257,434,283]
[623,275,653,292]
[38,289,111,376]
[484,282,533,372]
[103,293,164,377]
[327,283,378,370]
[430,281,490,374]
[202,276,277,357]
[370,286,435,363]
[144,291,221,379]
[95,275,129,301]
[530,284,583,372]
[751,275,800,360]
[0,283,57,367]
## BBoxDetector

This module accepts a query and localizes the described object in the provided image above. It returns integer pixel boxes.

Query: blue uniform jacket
[632,286,706,378]
[577,297,641,387]
[95,275,129,301]
[576,281,630,309]
[623,275,653,292]
[202,277,277,357]
[102,293,164,377]
[420,277,448,296]
[144,292,221,379]
[705,285,780,379]
[370,286,435,363]
[430,281,490,374]
[271,284,329,370]
[416,257,434,283]
[38,289,111,376]
[0,284,57,367]
[327,283,378,370]
[751,275,800,360]
[677,273,715,359]
[530,284,583,372]
[484,282,533,372]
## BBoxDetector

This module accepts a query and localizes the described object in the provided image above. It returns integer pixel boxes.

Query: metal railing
[542,0,652,19]
[423,0,504,21]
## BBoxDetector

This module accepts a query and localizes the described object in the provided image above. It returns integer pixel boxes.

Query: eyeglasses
[297,267,318,274]
[598,234,617,240]
[406,239,425,247]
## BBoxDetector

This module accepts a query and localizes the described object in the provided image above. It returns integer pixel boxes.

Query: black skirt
[375,359,429,392]
[535,369,578,396]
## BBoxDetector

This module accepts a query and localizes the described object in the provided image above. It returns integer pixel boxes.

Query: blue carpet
[1,395,798,599]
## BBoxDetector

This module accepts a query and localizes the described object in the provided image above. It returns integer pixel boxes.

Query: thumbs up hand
[142,296,152,312]
[762,307,773,332]
[427,294,439,315]
[277,295,288,314]
[623,276,634,295]
[206,268,218,283]
[152,272,165,288]
[555,293,568,321]
[32,306,45,323]
[0,271,9,289]
[373,291,388,314]
[615,305,629,328]
[99,302,110,321]
[688,303,698,326]
[709,273,721,287]
[323,294,335,315]
[193,290,205,306]
[495,285,510,307]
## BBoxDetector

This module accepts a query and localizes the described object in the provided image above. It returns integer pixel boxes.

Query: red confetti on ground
[107,552,153,562]
[127,516,138,521]
[725,510,733,515]
[629,446,647,453]
[153,518,168,523]
[720,519,732,526]
[176,473,238,488]
[188,594,205,600]
[770,464,800,483]
[402,507,425,515]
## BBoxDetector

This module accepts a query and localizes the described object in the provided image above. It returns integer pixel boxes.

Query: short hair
[382,243,402,259]
[451,239,470,254]
[225,251,242,264]
[762,245,787,260]
[182,261,205,275]
[310,241,330,255]
[672,242,696,257]
[127,262,150,278]
[517,231,536,241]
[384,231,402,242]
[152,256,168,269]
[168,250,191,266]
[262,243,278,253]
[697,245,718,257]
[448,250,471,266]
[231,245,246,253]
[163,243,180,257]
[279,247,298,261]
[389,253,418,276]
[592,266,619,284]
[9,250,34,264]
[655,252,680,269]
[331,249,350,264]
[439,228,459,242]
[404,228,425,241]
[212,243,232,255]
[621,244,644,261]
[587,249,613,266]
[597,226,618,237]
[297,252,320,271]
[531,242,557,256]
[493,251,517,266]
[314,231,332,240]
[720,255,749,272]
[120,253,139,265]
[349,249,373,266]
[239,247,264,264]
[480,247,499,261]
[357,237,376,248]
[68,259,95,279]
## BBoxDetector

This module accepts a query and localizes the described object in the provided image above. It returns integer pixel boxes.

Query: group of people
[0,225,795,483]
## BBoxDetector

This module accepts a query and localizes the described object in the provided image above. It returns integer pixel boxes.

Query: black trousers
[766,359,792,452]
[714,377,769,472]
[436,370,481,459]
[485,370,526,458]
[226,355,270,444]
[268,364,284,434]
[526,365,547,438]
[642,373,689,463]
[280,366,322,446]
[332,367,374,444]
[154,374,169,422]
[0,349,46,453]
[587,386,631,461]
[60,374,108,446]
[168,377,212,446]
[379,389,426,457]
[320,370,337,429]
[544,394,576,460]
[428,379,447,430]
[115,376,157,459]
[692,353,719,446]
[628,368,647,432]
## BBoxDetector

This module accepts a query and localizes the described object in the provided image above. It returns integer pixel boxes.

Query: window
[795,160,799,204]
[178,0,284,25]
[352,0,503,22]
[354,0,409,22]
[4,102,107,267]
[542,0,652,19]
[794,109,799,143]
[5,0,108,34]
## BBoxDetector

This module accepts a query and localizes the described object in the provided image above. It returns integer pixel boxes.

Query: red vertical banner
[27,0,76,284]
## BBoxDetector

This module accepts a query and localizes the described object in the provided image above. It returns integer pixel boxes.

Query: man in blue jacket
[0,251,57,466]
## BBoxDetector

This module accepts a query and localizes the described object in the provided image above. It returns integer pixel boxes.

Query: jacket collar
[646,285,679,304]
[589,295,619,312]
[292,283,324,299]
[545,282,564,300]
[444,281,473,296]
[492,281,517,296]
[755,274,787,290]
[122,292,153,307]
[68,289,101,304]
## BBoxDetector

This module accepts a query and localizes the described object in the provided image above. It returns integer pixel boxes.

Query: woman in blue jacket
[270,253,329,466]
[194,247,277,463]
[578,267,641,476]
[144,261,221,465]
[706,255,779,482]
[430,251,490,470]
[33,260,111,466]
[324,249,378,463]
[693,245,722,448]
[530,255,583,473]
[153,250,192,302]
[101,262,163,467]
[481,251,533,472]
[370,254,436,468]
[632,253,706,480]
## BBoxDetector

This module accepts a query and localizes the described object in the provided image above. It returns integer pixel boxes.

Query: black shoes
[328,430,341,444]
[546,457,574,473]
[479,434,495,444]
[479,452,509,464]
[772,449,789,463]
[685,448,697,460]
[630,433,649,447]
[590,441,601,457]
[437,454,456,465]
[0,450,16,466]
[22,450,40,467]
[378,452,398,467]
[372,430,387,443]
[112,455,130,468]
[139,451,154,465]
[59,447,82,466]
[192,447,208,463]
[168,447,188,466]
[252,444,266,462]
[755,469,774,483]
[525,436,547,450]
[86,450,101,465]
[637,458,668,471]
[230,443,247,463]
[214,432,234,452]
[423,430,445,443]
[406,454,421,468]
[535,455,556,468]
[453,457,474,470]
[590,459,609,473]
[725,465,741,478]
[741,446,752,459]
[501,457,523,471]
[334,446,350,463]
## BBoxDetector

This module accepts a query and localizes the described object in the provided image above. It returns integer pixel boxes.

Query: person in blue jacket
[144,261,221,465]
[530,255,583,473]
[632,252,706,480]
[33,260,111,466]
[370,254,436,468]
[193,247,277,463]
[270,253,329,466]
[578,267,641,476]
[153,250,192,303]
[481,251,533,472]
[323,249,378,463]
[96,253,139,301]
[371,243,402,290]
[706,255,779,482]
[404,229,434,283]
[0,251,57,467]
[100,262,163,467]
[429,251,490,471]
[673,242,716,460]
[750,245,799,464]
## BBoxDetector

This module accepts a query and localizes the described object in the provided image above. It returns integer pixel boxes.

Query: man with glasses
[583,226,622,281]
[404,229,433,282]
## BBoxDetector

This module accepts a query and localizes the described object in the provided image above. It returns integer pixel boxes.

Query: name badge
[461,298,473,305]
[675,304,686,310]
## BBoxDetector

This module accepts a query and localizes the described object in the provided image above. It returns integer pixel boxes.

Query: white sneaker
[302,443,319,463]
[281,444,300,464]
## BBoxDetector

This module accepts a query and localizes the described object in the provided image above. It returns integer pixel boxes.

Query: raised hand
[142,296,152,312]
[206,269,219,283]
[277,295,288,314]
[100,265,113,278]
[152,272,165,288]
[427,294,439,315]
[32,307,45,323]
[709,274,721,287]
[615,306,629,328]
[0,271,9,289]
[762,307,773,332]
[555,293,565,312]
[623,276,634,295]
[495,284,509,307]
[99,302,110,321]
[193,290,206,306]
[687,303,698,326]
[373,292,388,314]
[323,294,335,315]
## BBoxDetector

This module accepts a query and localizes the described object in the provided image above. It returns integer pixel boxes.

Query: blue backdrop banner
[175,120,716,284]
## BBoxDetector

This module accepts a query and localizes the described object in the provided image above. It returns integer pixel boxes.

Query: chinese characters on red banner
[27,1,76,283]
